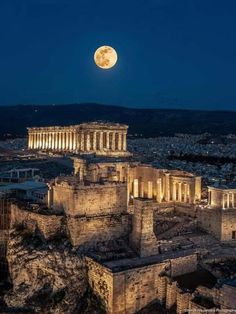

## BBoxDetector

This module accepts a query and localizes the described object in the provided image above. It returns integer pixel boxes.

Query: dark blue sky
[0,0,236,110]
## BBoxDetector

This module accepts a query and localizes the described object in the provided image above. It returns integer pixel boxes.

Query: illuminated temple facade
[27,122,131,156]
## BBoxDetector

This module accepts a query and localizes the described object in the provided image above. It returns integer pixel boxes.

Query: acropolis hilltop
[0,121,236,314]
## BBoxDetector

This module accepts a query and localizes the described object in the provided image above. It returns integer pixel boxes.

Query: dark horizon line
[0,102,236,113]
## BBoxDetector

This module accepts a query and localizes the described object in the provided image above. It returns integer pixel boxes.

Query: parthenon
[27,122,131,156]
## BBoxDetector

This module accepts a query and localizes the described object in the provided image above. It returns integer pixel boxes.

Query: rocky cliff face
[4,227,104,314]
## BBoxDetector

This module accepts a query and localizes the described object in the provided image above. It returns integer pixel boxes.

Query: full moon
[94,46,118,69]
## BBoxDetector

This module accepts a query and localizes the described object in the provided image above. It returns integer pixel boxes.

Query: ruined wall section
[221,210,236,242]
[171,254,198,277]
[67,214,130,247]
[10,203,64,240]
[87,253,198,314]
[198,207,236,242]
[130,199,159,257]
[197,208,222,240]
[52,182,127,217]
[86,258,114,313]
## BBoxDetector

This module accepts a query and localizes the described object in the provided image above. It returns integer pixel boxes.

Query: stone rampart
[87,253,198,314]
[52,182,128,217]
[67,214,130,247]
[10,203,63,240]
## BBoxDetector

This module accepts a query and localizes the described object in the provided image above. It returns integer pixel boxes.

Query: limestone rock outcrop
[4,227,103,314]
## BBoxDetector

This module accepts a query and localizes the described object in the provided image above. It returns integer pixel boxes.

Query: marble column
[187,184,191,203]
[44,134,47,149]
[80,132,85,151]
[140,181,144,198]
[39,133,43,149]
[68,132,71,150]
[178,183,181,202]
[227,193,230,209]
[41,133,45,149]
[111,132,115,151]
[48,133,51,149]
[55,132,57,150]
[118,132,122,151]
[184,183,187,203]
[51,133,55,149]
[93,131,97,150]
[66,132,69,150]
[30,134,33,149]
[45,133,48,149]
[233,193,235,208]
[31,133,34,149]
[73,131,77,150]
[156,178,162,202]
[28,133,32,149]
[106,131,110,149]
[34,133,38,148]
[57,133,60,150]
[123,132,127,151]
[99,131,104,151]
[50,132,53,149]
[133,179,139,198]
[70,131,74,151]
[148,181,153,199]
[222,194,225,209]
[165,173,170,202]
[61,133,64,150]
[86,132,90,151]
[37,133,40,149]
[172,182,176,201]
[57,132,60,150]
[39,133,42,149]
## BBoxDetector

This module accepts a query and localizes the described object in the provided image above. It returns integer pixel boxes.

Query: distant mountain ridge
[0,103,235,139]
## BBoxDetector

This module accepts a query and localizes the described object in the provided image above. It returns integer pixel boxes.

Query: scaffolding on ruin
[0,196,10,283]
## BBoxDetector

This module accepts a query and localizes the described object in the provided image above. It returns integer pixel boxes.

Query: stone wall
[197,208,222,240]
[87,253,198,314]
[87,259,167,314]
[175,203,196,217]
[10,203,63,240]
[198,207,236,242]
[176,289,191,314]
[171,253,198,277]
[52,182,127,217]
[130,199,159,257]
[220,284,236,309]
[86,258,114,313]
[166,278,177,309]
[67,214,130,247]
[221,210,236,242]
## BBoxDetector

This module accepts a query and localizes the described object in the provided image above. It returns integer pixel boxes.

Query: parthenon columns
[28,123,130,157]
[29,130,127,152]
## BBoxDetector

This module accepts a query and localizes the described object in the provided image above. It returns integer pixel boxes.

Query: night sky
[1,0,236,110]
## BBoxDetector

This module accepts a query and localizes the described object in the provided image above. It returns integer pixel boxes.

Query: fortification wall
[221,210,236,242]
[198,208,236,242]
[67,214,130,247]
[87,253,198,314]
[10,204,63,240]
[171,253,197,277]
[52,183,127,217]
[197,208,221,240]
[86,258,114,313]
[175,203,196,217]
